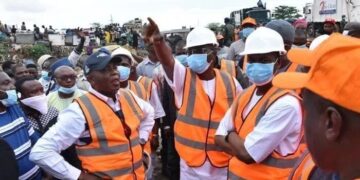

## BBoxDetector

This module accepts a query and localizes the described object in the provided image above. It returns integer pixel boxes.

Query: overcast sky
[0,0,312,31]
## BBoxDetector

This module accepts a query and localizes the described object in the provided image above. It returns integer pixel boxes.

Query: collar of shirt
[88,87,121,111]
[144,57,159,66]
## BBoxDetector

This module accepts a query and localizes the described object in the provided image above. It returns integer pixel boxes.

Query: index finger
[147,17,157,27]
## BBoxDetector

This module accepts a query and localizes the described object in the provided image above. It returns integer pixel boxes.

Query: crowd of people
[0,15,360,180]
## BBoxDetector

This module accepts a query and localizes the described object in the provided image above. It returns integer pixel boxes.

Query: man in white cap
[144,18,242,179]
[215,27,305,179]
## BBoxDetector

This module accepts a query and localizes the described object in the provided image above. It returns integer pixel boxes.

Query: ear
[324,107,343,141]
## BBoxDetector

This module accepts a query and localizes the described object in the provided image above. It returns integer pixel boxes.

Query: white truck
[303,0,360,36]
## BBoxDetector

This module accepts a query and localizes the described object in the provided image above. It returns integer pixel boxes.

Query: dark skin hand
[144,18,175,81]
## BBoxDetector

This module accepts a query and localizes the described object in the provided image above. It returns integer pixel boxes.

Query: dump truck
[230,0,271,26]
[304,0,360,37]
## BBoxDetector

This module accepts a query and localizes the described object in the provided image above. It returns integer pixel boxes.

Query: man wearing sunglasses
[144,18,242,180]
[30,49,155,179]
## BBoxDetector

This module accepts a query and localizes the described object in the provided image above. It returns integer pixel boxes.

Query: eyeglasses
[57,75,77,81]
[187,47,214,55]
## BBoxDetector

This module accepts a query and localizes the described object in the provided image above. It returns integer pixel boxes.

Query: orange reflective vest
[220,59,236,77]
[288,150,316,180]
[228,85,305,180]
[75,90,145,180]
[175,68,236,167]
[138,76,153,99]
[128,81,149,101]
[126,81,152,154]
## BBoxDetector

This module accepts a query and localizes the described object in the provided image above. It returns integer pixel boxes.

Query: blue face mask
[117,66,131,82]
[58,85,77,94]
[176,55,188,66]
[1,90,18,107]
[246,62,275,86]
[240,27,255,40]
[41,71,50,81]
[186,54,211,74]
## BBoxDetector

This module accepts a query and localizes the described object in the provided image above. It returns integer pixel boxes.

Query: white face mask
[20,94,49,115]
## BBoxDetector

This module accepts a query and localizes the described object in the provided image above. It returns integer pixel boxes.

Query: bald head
[54,66,77,88]
[54,66,76,78]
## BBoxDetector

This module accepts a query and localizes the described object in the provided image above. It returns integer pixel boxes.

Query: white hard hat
[241,27,286,55]
[112,47,136,65]
[37,54,53,67]
[309,35,329,50]
[185,27,218,49]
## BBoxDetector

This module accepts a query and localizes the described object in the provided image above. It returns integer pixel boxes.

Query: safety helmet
[111,47,136,65]
[241,27,285,55]
[37,54,53,67]
[184,27,218,49]
[309,34,329,50]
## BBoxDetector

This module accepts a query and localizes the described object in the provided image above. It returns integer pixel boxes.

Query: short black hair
[11,63,26,74]
[15,76,36,93]
[26,64,37,69]
[2,60,15,71]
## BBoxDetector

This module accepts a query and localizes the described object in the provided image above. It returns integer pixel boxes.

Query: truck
[304,0,360,37]
[230,0,271,26]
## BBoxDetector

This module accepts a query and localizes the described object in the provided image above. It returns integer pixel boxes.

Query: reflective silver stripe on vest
[225,61,235,76]
[131,82,144,100]
[228,171,246,180]
[177,114,220,129]
[175,133,223,152]
[77,94,141,156]
[78,95,109,147]
[77,138,140,156]
[255,88,283,126]
[142,77,152,92]
[261,155,299,168]
[219,71,235,107]
[93,159,143,178]
[121,90,142,120]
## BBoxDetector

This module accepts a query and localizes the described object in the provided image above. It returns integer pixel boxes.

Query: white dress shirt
[30,87,155,179]
[162,60,242,180]
[215,89,303,163]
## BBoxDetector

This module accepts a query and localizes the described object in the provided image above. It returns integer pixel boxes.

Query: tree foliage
[273,5,302,20]
[207,22,222,33]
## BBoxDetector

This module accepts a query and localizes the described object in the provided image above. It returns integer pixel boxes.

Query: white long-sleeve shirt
[30,87,155,179]
[162,60,242,180]
[215,89,303,163]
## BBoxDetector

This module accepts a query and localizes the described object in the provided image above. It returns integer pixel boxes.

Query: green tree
[207,22,222,33]
[273,5,302,20]
[90,22,101,28]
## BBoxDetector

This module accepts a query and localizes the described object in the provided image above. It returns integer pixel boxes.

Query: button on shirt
[30,87,155,179]
[215,89,303,163]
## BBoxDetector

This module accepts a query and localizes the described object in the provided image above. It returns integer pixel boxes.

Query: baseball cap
[242,17,257,26]
[324,18,336,25]
[84,49,112,75]
[50,57,73,74]
[273,34,360,113]
[266,20,295,43]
